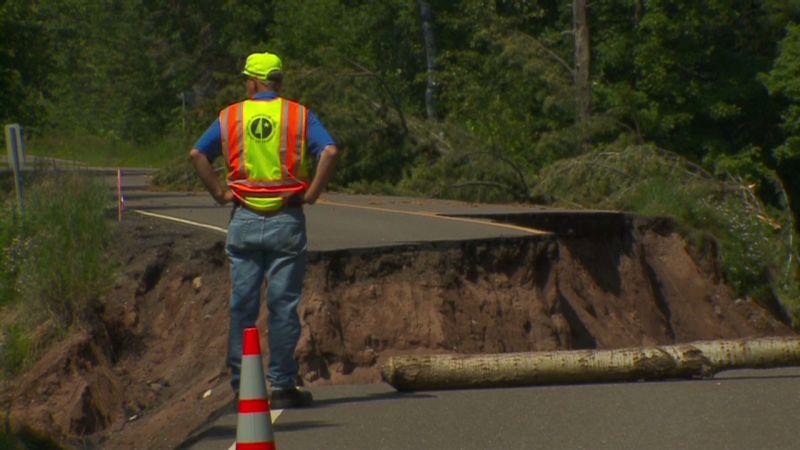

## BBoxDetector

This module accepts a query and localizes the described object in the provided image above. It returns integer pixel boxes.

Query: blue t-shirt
[194,92,335,162]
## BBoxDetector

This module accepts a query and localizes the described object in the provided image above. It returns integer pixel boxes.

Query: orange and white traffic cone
[236,327,276,450]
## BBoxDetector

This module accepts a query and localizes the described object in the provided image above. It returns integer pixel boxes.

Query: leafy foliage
[762,23,800,220]
[0,1,50,127]
[534,145,800,321]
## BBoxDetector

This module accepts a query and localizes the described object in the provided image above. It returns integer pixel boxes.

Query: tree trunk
[573,0,591,150]
[417,0,438,120]
[381,337,800,391]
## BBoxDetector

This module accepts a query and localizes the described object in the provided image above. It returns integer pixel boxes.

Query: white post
[4,124,25,215]
[117,167,124,222]
[18,126,26,166]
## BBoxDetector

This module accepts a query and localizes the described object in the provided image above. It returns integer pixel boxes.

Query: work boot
[270,387,313,409]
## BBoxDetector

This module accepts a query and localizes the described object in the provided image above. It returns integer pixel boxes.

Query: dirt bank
[1,211,793,449]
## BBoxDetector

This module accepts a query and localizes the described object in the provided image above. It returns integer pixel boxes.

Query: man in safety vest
[190,51,339,408]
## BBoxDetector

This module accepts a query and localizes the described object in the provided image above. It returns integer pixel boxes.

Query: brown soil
[1,211,793,449]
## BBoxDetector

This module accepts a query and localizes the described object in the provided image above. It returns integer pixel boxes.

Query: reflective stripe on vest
[219,98,309,211]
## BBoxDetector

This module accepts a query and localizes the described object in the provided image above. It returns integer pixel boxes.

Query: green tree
[264,0,426,187]
[0,1,50,127]
[593,0,782,161]
[762,22,800,225]
[37,0,174,141]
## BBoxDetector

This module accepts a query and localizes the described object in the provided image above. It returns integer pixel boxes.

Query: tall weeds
[0,173,112,376]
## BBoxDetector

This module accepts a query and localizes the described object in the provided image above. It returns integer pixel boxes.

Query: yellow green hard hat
[242,52,283,81]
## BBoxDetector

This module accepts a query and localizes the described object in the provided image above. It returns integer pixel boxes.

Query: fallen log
[380,337,800,391]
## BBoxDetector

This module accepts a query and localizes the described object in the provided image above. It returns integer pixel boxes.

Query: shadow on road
[176,420,341,448]
[274,420,341,433]
[175,425,235,450]
[314,391,436,408]
[711,372,800,382]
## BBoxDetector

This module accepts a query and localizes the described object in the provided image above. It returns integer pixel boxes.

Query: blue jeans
[225,205,308,392]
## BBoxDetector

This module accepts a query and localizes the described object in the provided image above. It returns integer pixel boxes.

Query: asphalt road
[115,172,800,450]
[185,368,800,450]
[119,171,550,251]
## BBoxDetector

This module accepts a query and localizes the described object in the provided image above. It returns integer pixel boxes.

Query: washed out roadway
[116,173,800,450]
[121,178,550,250]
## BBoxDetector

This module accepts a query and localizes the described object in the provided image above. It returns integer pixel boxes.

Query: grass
[0,172,113,377]
[24,132,190,168]
[20,130,225,193]
[619,177,791,302]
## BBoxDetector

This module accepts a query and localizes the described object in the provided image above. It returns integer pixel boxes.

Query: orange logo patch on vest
[247,115,275,142]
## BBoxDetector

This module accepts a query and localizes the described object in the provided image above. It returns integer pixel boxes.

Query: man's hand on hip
[215,189,235,205]
[303,190,320,205]
[304,145,340,206]
[190,148,233,206]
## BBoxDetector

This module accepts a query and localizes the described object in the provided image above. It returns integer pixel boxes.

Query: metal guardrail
[0,155,156,176]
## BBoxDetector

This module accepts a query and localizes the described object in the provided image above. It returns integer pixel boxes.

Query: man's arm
[303,145,340,205]
[190,148,234,205]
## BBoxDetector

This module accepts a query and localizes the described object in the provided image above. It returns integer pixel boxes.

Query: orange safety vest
[219,97,311,212]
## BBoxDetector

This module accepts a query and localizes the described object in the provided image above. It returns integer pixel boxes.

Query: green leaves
[763,24,800,164]
[594,0,778,159]
[0,1,49,127]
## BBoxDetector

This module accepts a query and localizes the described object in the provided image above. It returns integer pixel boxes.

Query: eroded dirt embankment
[1,212,792,449]
[299,213,788,381]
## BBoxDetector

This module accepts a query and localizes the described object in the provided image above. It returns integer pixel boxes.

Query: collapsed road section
[2,209,792,449]
[298,211,791,385]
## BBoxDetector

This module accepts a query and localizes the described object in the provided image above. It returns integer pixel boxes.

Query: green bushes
[534,145,800,322]
[0,174,113,377]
